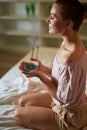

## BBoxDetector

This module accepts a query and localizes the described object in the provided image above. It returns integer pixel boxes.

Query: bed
[0,47,87,130]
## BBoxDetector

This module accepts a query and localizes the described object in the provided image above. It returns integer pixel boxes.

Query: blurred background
[0,0,87,78]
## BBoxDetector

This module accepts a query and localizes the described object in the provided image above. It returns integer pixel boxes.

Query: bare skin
[13,92,58,130]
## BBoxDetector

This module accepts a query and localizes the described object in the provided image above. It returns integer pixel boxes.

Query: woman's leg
[18,92,52,108]
[14,106,58,130]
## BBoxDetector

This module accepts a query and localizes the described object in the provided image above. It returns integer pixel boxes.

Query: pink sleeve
[57,65,86,105]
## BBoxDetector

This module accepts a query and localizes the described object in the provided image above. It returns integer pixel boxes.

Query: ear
[66,20,73,29]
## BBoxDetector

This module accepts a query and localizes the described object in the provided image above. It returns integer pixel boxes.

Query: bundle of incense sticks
[31,41,39,59]
[36,45,39,59]
[29,44,39,69]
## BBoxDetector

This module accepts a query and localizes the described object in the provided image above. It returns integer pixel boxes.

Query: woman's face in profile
[47,3,68,35]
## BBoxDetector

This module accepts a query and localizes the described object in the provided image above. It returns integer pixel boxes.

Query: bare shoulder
[57,44,85,64]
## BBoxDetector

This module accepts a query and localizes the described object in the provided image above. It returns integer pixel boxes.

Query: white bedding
[0,47,87,130]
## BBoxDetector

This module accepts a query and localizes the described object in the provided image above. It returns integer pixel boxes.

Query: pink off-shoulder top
[52,52,87,109]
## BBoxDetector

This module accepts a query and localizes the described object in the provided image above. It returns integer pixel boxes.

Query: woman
[13,0,87,130]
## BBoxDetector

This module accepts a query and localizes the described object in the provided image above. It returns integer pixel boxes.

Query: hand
[19,61,39,78]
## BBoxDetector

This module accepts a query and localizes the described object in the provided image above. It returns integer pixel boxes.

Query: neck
[62,30,81,45]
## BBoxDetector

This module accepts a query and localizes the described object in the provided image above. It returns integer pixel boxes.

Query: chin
[48,29,58,34]
[49,32,58,35]
[49,32,53,34]
[49,30,55,34]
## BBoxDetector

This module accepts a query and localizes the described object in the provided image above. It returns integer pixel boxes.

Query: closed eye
[49,14,55,19]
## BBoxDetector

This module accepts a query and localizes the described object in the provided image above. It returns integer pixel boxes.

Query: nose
[46,16,50,23]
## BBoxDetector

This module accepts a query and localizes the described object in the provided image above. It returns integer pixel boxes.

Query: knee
[14,107,23,124]
[18,94,34,107]
[18,96,25,107]
[18,95,28,107]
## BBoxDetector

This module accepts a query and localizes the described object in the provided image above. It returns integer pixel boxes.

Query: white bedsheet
[0,47,87,130]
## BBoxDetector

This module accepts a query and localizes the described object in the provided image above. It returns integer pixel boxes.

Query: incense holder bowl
[23,63,39,72]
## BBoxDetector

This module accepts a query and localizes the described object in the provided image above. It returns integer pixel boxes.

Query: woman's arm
[37,71,57,98]
[40,64,52,77]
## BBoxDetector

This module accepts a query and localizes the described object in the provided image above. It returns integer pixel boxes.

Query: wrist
[35,71,41,77]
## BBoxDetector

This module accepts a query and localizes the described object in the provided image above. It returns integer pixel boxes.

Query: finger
[20,61,28,65]
[20,68,33,74]
[19,64,24,70]
[19,62,27,69]
[19,62,31,70]
[31,58,41,64]
[22,73,31,77]
[23,70,36,76]
[30,58,37,61]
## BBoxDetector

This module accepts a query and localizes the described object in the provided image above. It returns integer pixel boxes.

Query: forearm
[36,72,64,104]
[39,72,56,97]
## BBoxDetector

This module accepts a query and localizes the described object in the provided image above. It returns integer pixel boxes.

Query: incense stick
[36,45,39,59]
[31,47,34,58]
[31,42,34,58]
[30,41,35,69]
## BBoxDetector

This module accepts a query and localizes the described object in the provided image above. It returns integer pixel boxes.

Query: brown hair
[55,0,84,31]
